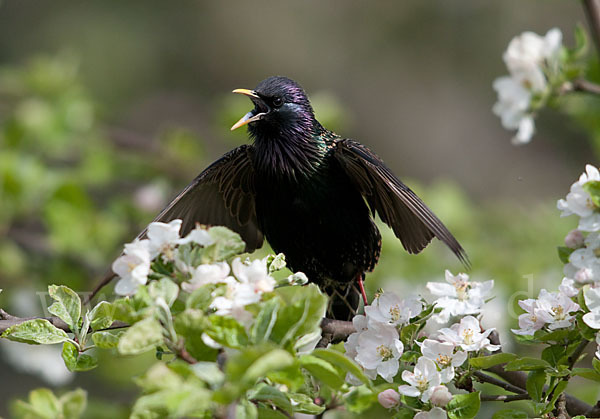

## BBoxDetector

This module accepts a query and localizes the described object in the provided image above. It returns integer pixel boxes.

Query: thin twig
[480,393,530,402]
[472,370,527,395]
[571,79,600,95]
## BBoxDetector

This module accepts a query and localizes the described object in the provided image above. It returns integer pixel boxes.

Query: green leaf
[48,284,81,333]
[236,399,258,419]
[61,341,97,371]
[256,404,289,419]
[299,354,345,389]
[526,370,546,402]
[542,345,567,367]
[186,285,215,310]
[593,357,600,375]
[2,318,69,344]
[250,297,280,344]
[148,277,179,307]
[557,246,574,264]
[572,367,600,382]
[583,180,600,208]
[469,353,517,369]
[312,348,371,386]
[572,23,589,59]
[447,391,480,419]
[118,317,163,355]
[504,357,551,371]
[12,388,60,419]
[91,330,122,349]
[205,226,246,262]
[547,380,568,412]
[242,348,295,385]
[266,363,305,392]
[191,361,225,388]
[270,284,327,347]
[87,301,113,331]
[205,315,248,348]
[400,323,419,346]
[344,386,375,413]
[492,409,528,419]
[287,393,325,415]
[59,389,87,419]
[248,383,292,413]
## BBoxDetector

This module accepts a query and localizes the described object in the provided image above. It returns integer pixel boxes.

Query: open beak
[230,88,269,131]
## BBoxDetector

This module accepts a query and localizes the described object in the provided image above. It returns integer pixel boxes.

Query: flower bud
[377,389,400,409]
[430,385,452,407]
[564,229,584,249]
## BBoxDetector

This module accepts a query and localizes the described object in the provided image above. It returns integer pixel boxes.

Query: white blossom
[430,385,453,407]
[565,232,600,282]
[364,292,423,326]
[596,333,600,360]
[177,225,214,247]
[398,357,442,402]
[344,315,377,383]
[534,289,580,330]
[355,321,404,382]
[181,262,232,293]
[437,316,500,352]
[565,229,585,249]
[414,407,448,419]
[232,257,276,295]
[559,277,579,298]
[511,298,546,336]
[377,389,400,409]
[583,286,600,329]
[147,219,182,259]
[493,28,563,144]
[427,270,493,323]
[113,239,151,296]
[557,165,600,232]
[419,339,467,383]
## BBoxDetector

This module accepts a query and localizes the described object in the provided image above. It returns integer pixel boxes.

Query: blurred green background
[0,0,597,417]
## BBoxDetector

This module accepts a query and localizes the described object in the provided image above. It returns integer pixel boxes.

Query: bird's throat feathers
[250,119,329,181]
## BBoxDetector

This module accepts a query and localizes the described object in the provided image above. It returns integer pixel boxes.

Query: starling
[143,76,468,319]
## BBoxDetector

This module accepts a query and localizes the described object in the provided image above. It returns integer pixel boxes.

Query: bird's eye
[272,97,283,107]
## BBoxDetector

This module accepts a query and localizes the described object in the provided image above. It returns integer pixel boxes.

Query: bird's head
[230,76,315,139]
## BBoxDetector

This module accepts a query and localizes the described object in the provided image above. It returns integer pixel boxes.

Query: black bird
[142,76,468,319]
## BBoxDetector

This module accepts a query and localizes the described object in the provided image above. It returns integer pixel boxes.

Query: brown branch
[83,270,117,305]
[571,78,600,95]
[583,0,600,56]
[318,318,356,347]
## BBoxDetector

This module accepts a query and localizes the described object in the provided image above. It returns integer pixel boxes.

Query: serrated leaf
[469,353,517,369]
[118,317,163,355]
[542,345,566,367]
[572,367,600,382]
[91,330,122,349]
[312,348,371,386]
[87,301,113,331]
[248,383,292,413]
[447,391,480,419]
[2,319,69,345]
[205,315,248,348]
[505,357,551,371]
[61,341,98,371]
[148,277,179,307]
[250,297,279,344]
[526,370,546,402]
[48,285,81,333]
[299,354,345,389]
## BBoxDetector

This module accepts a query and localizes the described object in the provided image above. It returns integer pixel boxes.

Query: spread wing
[334,138,469,267]
[140,144,263,252]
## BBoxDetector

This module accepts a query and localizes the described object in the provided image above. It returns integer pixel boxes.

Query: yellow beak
[230,89,265,131]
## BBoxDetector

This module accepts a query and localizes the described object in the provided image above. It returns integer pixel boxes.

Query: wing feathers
[334,139,469,267]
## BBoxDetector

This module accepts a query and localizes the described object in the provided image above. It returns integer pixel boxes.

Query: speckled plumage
[147,76,468,319]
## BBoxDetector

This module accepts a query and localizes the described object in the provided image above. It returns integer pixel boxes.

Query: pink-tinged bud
[565,229,584,249]
[430,385,453,407]
[575,267,594,284]
[377,389,400,409]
